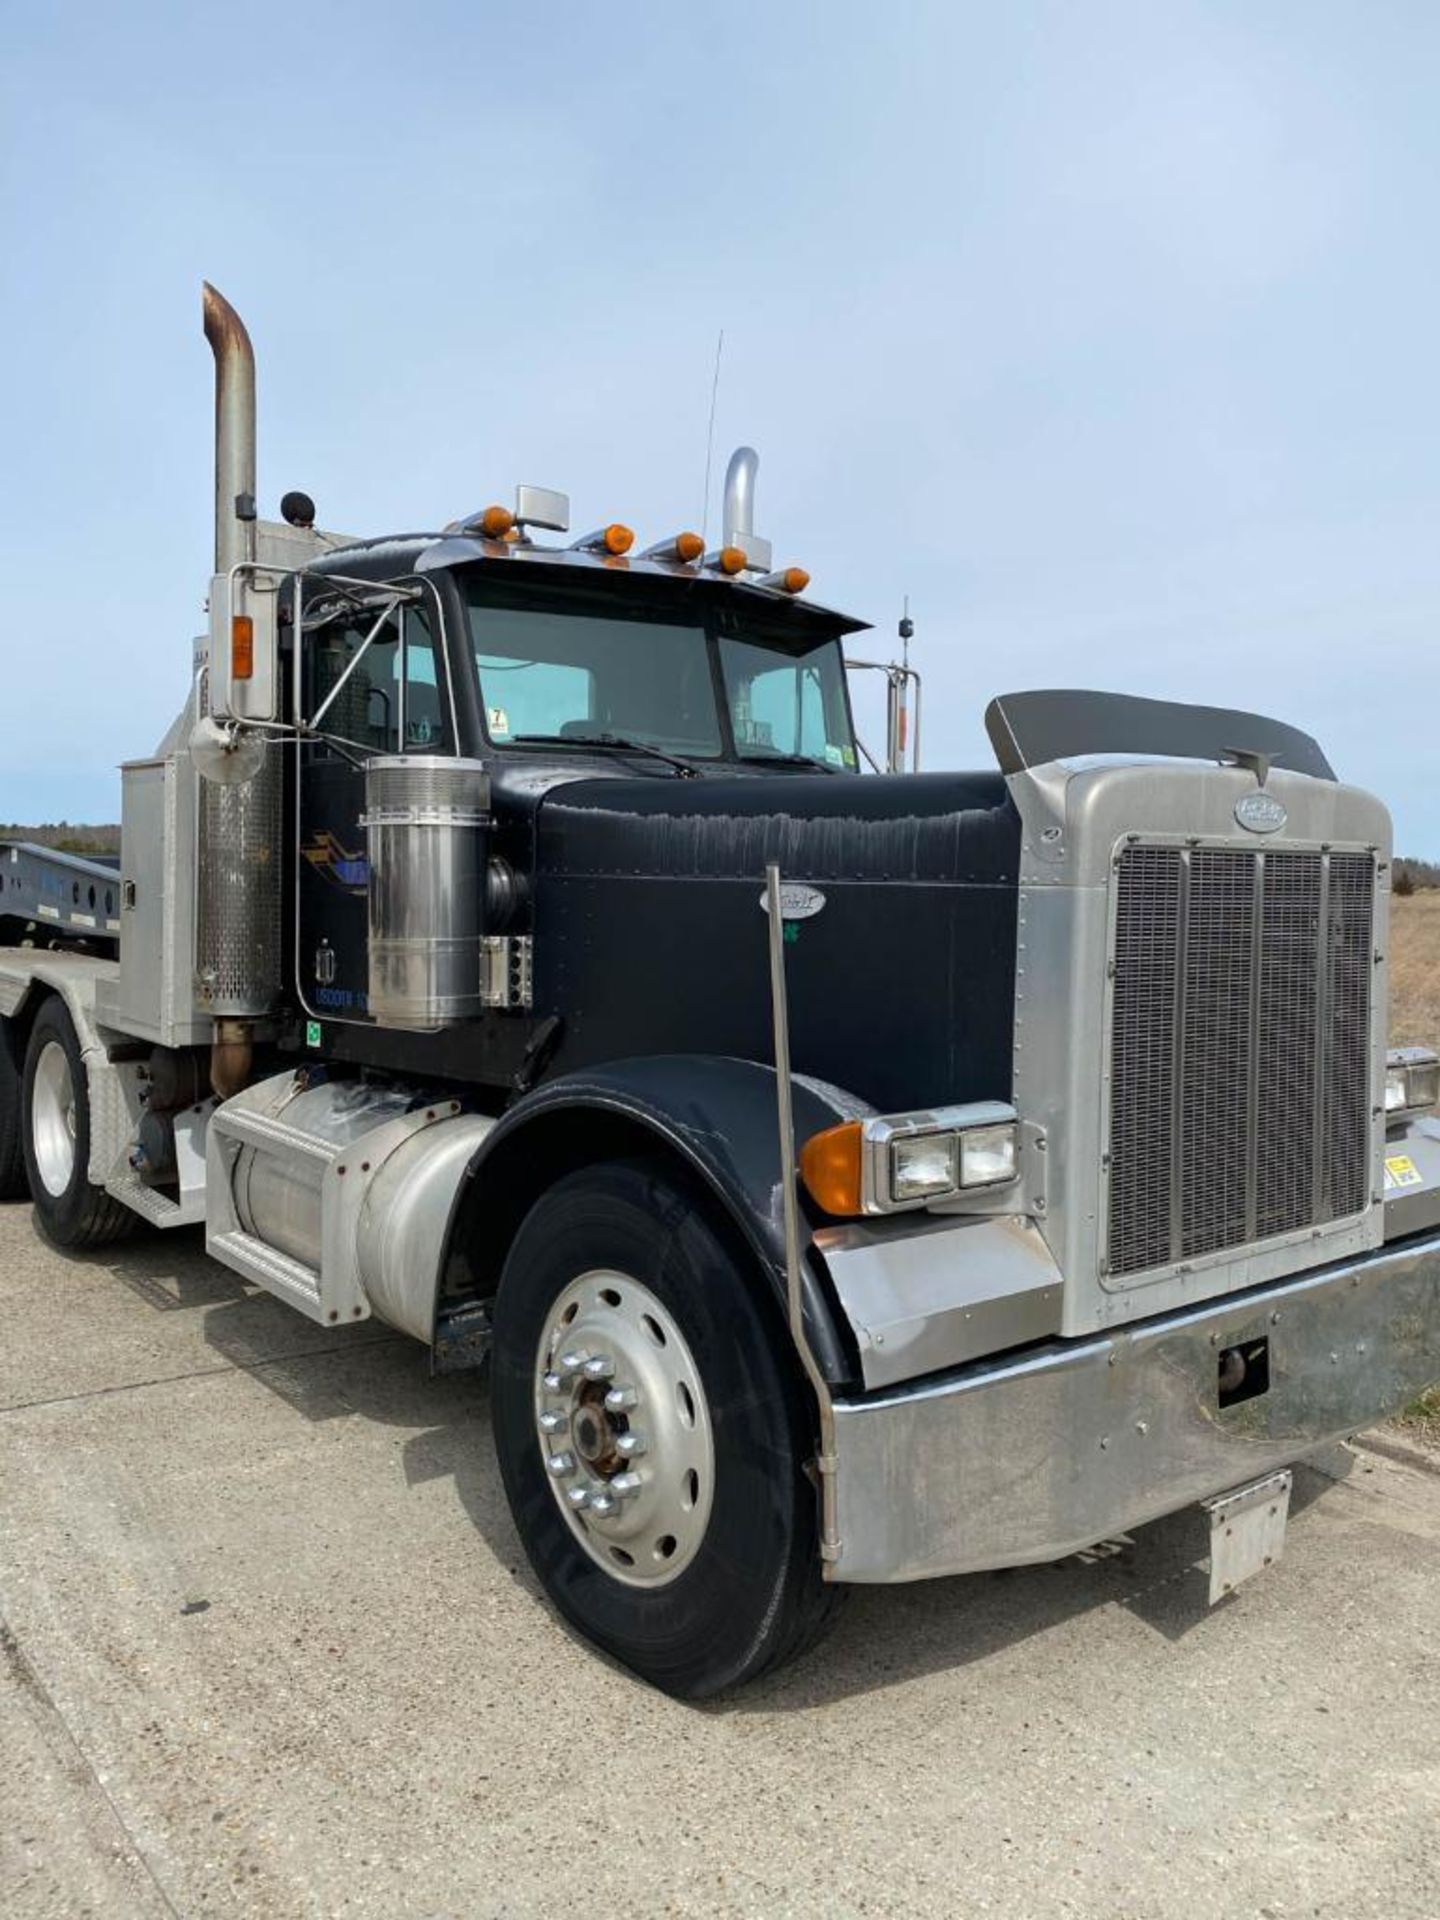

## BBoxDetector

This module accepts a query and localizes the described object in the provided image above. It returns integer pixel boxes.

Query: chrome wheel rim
[534,1270,715,1587]
[32,1040,77,1198]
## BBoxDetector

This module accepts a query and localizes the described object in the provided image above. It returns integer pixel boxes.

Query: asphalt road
[3,1206,1438,1920]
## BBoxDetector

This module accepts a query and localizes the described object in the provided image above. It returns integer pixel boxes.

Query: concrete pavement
[2,1204,1438,1919]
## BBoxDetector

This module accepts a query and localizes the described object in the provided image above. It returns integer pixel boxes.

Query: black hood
[530,769,1022,1113]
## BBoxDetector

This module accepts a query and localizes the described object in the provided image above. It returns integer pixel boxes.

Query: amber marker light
[231,614,255,680]
[480,504,515,538]
[603,523,635,556]
[799,1120,864,1217]
[717,545,746,575]
[781,567,810,594]
[675,530,704,562]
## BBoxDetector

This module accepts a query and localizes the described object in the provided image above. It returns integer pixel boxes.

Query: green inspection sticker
[305,1020,323,1048]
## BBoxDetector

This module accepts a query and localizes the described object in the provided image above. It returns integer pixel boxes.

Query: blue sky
[3,2,1438,847]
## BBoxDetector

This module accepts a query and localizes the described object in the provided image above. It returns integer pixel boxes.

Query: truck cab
[1,285,1437,1699]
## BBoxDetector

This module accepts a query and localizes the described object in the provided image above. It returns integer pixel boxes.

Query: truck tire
[21,998,134,1249]
[0,1018,28,1200]
[490,1158,841,1698]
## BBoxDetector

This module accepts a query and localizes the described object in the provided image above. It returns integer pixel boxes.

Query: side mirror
[207,569,280,723]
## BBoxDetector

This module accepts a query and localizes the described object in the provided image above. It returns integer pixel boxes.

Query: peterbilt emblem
[759,883,827,920]
[1234,792,1287,835]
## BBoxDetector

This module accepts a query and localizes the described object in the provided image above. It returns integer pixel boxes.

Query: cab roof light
[448,503,516,539]
[758,566,810,595]
[571,523,635,557]
[639,531,705,565]
[708,545,748,577]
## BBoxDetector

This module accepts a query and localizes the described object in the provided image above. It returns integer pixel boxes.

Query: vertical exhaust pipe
[196,283,279,1067]
[722,445,759,549]
[202,281,257,574]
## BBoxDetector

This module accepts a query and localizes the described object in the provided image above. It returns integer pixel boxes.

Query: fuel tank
[532,770,1020,1113]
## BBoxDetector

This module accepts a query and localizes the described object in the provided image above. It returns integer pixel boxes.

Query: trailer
[2,285,1438,1696]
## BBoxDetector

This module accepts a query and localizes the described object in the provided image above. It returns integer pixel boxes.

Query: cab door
[295,581,451,1024]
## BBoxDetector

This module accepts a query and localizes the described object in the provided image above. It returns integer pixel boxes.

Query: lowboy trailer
[2,286,1438,1696]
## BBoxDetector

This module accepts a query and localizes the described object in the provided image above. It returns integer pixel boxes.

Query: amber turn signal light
[799,1120,864,1216]
[480,504,515,538]
[231,614,255,680]
[603,523,635,556]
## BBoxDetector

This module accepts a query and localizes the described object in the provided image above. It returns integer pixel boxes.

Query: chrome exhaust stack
[195,282,280,1066]
[715,446,772,573]
[202,282,258,575]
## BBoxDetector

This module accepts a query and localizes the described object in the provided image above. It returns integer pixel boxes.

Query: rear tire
[0,1018,28,1200]
[21,998,134,1249]
[490,1158,841,1699]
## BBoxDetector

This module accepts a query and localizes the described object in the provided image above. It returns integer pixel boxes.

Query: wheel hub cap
[32,1040,77,1198]
[534,1270,714,1586]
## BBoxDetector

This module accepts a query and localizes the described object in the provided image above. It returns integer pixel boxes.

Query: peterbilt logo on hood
[759,883,827,920]
[1234,792,1287,835]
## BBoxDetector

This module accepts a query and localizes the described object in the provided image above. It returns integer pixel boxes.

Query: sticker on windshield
[488,706,510,738]
[841,745,857,768]
[823,743,844,766]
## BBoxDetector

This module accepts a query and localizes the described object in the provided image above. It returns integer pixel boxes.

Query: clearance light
[571,523,636,557]
[800,1102,1020,1216]
[713,545,747,576]
[231,614,255,680]
[758,566,810,595]
[639,531,706,565]
[479,504,515,538]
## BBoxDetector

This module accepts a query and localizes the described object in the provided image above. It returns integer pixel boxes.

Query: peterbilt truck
[2,287,1438,1699]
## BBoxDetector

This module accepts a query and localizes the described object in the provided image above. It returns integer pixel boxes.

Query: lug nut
[565,1485,591,1511]
[542,1371,567,1394]
[615,1432,648,1459]
[539,1410,568,1435]
[559,1351,589,1374]
[546,1452,576,1477]
[589,1492,617,1517]
[610,1472,643,1498]
[604,1385,638,1413]
[582,1355,615,1381]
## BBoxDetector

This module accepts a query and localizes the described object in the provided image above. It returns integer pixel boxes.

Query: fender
[441,1054,872,1386]
[0,953,135,1184]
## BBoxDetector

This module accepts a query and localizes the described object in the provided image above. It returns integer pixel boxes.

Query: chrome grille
[1107,845,1374,1281]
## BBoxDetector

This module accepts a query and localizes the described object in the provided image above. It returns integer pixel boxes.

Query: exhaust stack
[195,282,280,1049]
[719,447,772,573]
[203,283,257,573]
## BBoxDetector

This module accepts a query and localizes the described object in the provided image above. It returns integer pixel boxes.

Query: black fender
[439,1054,868,1387]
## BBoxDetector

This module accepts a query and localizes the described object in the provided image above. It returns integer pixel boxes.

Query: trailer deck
[0,842,121,949]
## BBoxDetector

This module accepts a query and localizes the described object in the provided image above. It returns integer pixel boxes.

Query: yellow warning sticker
[1384,1155,1423,1190]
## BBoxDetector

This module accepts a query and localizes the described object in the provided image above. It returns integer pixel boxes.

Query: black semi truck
[2,285,1437,1696]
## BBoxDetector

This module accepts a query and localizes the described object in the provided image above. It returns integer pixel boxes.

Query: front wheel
[490,1159,840,1698]
[21,998,134,1249]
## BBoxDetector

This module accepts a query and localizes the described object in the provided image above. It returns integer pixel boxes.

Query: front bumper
[829,1228,1440,1583]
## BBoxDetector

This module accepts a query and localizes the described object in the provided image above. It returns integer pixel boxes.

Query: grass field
[1389,892,1440,1435]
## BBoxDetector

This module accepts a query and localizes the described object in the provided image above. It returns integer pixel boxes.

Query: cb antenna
[899,594,914,671]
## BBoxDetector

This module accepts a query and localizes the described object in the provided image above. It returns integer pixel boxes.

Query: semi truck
[2,286,1438,1698]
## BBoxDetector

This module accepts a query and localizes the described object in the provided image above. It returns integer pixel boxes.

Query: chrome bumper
[829,1229,1440,1583]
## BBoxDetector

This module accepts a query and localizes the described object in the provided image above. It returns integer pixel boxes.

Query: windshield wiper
[511,732,702,779]
[739,750,840,774]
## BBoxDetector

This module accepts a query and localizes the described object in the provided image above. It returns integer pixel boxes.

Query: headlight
[1387,1047,1440,1122]
[801,1102,1021,1214]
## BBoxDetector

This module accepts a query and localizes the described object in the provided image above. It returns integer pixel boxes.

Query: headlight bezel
[861,1101,1021,1214]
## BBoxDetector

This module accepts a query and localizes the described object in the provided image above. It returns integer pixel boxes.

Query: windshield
[717,634,857,769]
[466,584,858,770]
[470,601,723,756]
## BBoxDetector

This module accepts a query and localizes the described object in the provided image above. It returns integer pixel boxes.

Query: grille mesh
[1107,844,1374,1280]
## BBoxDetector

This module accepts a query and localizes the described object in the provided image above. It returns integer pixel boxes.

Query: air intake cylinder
[363,756,492,1030]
